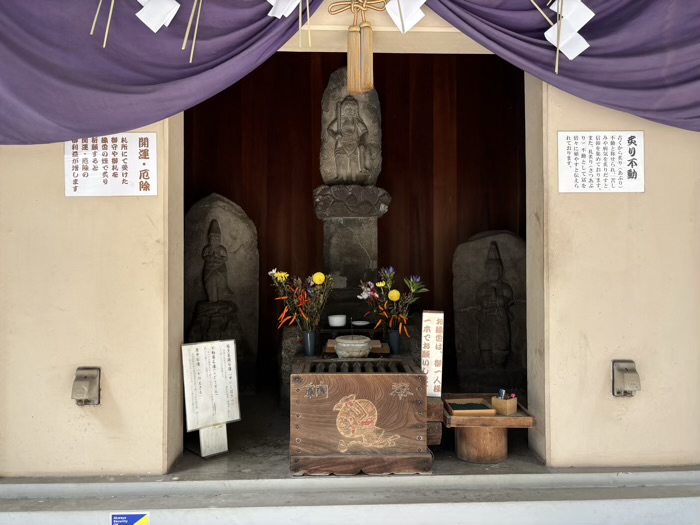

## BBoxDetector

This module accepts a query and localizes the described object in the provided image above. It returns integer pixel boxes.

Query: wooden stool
[455,427,508,464]
[443,394,535,464]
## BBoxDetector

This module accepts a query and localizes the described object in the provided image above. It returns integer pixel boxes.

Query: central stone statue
[328,96,372,183]
[320,68,381,185]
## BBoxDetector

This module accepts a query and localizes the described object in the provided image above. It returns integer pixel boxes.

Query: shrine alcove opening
[181,51,529,474]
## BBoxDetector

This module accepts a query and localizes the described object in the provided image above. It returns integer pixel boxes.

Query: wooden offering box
[290,357,431,476]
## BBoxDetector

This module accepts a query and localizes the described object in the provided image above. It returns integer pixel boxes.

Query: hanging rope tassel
[347,24,362,94]
[328,0,386,93]
[359,21,373,92]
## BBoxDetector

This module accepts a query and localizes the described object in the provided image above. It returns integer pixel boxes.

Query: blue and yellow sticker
[110,512,150,525]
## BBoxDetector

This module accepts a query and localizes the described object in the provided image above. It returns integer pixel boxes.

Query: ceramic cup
[328,314,347,327]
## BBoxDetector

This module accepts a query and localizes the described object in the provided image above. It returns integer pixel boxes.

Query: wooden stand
[455,427,507,464]
[444,393,535,464]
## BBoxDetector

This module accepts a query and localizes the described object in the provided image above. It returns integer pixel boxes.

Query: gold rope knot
[328,0,386,25]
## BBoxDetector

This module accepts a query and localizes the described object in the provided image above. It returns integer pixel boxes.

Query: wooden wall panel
[184,53,525,391]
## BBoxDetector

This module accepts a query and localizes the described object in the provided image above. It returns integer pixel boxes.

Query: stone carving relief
[313,184,391,219]
[453,231,526,394]
[185,193,259,392]
[475,242,515,367]
[320,68,382,185]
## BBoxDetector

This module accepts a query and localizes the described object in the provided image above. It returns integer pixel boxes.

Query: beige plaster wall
[543,86,700,466]
[525,74,548,462]
[0,118,184,476]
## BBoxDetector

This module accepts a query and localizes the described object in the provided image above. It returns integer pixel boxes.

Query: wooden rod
[90,0,104,36]
[182,0,198,51]
[102,0,115,48]
[189,0,203,63]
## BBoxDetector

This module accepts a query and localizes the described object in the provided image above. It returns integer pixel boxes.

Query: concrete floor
[2,393,700,524]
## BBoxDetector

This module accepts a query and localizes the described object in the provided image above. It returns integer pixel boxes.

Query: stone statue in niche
[185,193,259,392]
[188,220,242,344]
[453,231,526,395]
[320,67,381,185]
[328,96,372,183]
[202,220,232,303]
[475,242,514,367]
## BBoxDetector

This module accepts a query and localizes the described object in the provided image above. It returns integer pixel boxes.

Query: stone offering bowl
[335,335,371,358]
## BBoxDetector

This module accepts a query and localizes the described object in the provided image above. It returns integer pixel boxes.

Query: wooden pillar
[455,427,508,464]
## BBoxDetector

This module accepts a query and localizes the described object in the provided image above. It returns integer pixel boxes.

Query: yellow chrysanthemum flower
[312,272,326,285]
[274,271,289,282]
[376,281,386,288]
[388,289,401,302]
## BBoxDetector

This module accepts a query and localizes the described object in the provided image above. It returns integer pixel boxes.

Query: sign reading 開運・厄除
[64,133,157,196]
[558,131,644,193]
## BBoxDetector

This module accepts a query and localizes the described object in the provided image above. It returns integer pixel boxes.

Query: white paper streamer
[386,0,425,34]
[136,0,180,33]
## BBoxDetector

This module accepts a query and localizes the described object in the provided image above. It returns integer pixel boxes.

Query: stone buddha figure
[188,219,242,344]
[202,219,232,302]
[327,96,372,184]
[475,242,514,367]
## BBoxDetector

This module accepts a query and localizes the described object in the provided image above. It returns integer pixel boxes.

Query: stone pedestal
[313,184,390,319]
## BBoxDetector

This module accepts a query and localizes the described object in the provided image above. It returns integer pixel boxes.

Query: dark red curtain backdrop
[185,52,525,389]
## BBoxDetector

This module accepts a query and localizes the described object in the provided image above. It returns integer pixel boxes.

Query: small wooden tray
[324,339,389,354]
[444,397,497,416]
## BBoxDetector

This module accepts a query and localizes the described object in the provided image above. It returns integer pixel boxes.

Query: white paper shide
[558,131,644,193]
[64,133,157,197]
[420,311,444,398]
[182,340,241,432]
[136,0,180,33]
[544,0,595,60]
[386,0,426,33]
[267,0,301,19]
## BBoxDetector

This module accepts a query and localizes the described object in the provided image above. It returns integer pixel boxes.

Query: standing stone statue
[202,220,233,303]
[320,68,381,185]
[453,231,526,394]
[475,242,514,367]
[185,194,259,393]
[328,96,372,183]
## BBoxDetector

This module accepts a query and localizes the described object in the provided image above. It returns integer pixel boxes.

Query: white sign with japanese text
[64,133,158,196]
[182,340,240,432]
[558,131,644,193]
[420,311,444,398]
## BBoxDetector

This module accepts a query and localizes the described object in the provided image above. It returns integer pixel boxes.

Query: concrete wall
[0,117,184,476]
[540,86,700,466]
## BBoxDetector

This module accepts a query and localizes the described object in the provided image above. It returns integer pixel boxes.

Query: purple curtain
[1,1,699,144]
[0,0,322,144]
[427,0,700,132]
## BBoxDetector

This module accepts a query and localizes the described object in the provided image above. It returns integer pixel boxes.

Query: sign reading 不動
[420,311,445,398]
[558,131,644,193]
[182,339,241,432]
[64,132,158,196]
[110,512,150,525]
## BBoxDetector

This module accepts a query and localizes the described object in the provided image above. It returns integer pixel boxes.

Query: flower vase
[388,329,401,355]
[302,330,317,356]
